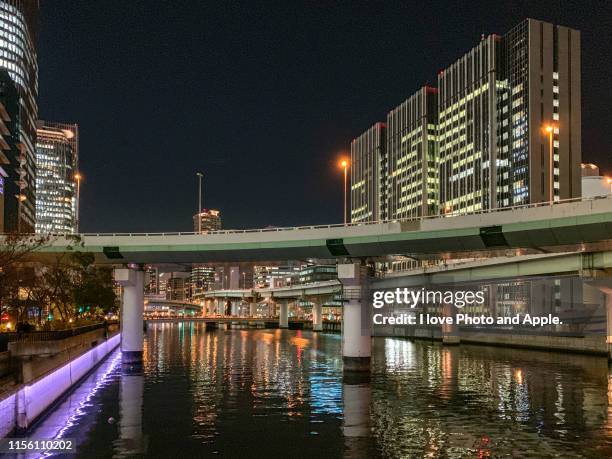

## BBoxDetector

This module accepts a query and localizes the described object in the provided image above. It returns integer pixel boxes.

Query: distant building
[296,265,337,284]
[193,208,221,233]
[192,208,222,294]
[160,272,191,301]
[387,86,438,219]
[35,121,78,234]
[350,122,386,222]
[144,266,159,295]
[581,163,600,177]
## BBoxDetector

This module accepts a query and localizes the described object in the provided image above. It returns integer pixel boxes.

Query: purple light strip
[34,351,122,458]
[3,333,121,458]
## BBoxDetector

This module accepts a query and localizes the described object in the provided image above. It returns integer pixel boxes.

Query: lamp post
[545,125,554,203]
[74,172,82,233]
[196,171,204,233]
[339,159,349,224]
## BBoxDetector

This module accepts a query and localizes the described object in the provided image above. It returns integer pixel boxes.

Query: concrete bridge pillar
[115,267,145,364]
[217,299,224,316]
[339,263,371,372]
[268,301,276,318]
[442,295,460,345]
[312,301,323,331]
[231,301,238,316]
[279,300,289,329]
[249,302,257,317]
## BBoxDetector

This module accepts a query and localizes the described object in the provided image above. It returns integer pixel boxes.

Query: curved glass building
[35,121,78,234]
[0,0,38,232]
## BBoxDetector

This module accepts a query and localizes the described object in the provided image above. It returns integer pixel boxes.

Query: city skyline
[36,1,612,232]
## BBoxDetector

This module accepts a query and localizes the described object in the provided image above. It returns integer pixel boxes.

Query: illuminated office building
[351,18,581,224]
[387,86,439,219]
[193,208,221,233]
[0,0,39,232]
[439,19,581,213]
[35,121,78,234]
[350,122,386,222]
[192,208,222,295]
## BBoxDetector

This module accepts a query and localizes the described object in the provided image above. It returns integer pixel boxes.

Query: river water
[16,322,612,458]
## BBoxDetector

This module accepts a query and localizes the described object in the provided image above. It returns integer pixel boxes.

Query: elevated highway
[22,196,612,264]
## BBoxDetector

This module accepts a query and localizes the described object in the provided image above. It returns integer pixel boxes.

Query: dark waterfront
[18,322,612,458]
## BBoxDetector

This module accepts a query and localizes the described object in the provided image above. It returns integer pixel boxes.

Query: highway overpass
[21,196,612,264]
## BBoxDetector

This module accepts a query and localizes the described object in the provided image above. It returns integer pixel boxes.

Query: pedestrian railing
[0,321,119,351]
[22,194,610,238]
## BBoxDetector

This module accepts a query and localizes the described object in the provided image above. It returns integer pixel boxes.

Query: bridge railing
[27,194,612,238]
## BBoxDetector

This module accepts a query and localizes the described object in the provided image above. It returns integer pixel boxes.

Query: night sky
[37,1,612,233]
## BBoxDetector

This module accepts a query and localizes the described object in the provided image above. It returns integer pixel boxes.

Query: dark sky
[37,1,612,233]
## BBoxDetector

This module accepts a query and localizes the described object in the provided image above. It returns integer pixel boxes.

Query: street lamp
[544,125,555,204]
[74,172,82,233]
[339,158,349,224]
[196,171,204,233]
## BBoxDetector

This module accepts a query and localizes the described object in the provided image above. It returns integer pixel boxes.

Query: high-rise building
[0,1,39,232]
[350,18,582,223]
[387,86,439,219]
[0,70,21,232]
[350,122,386,222]
[439,19,581,213]
[192,208,222,295]
[193,208,221,233]
[35,121,78,234]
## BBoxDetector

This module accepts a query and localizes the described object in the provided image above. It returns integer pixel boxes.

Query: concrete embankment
[0,330,120,437]
[376,325,608,356]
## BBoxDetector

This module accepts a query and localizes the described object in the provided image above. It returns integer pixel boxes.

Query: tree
[0,232,50,320]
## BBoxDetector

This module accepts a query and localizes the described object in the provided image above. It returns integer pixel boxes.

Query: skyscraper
[35,121,78,234]
[439,19,581,213]
[0,0,39,232]
[350,122,386,222]
[192,208,222,296]
[350,18,581,223]
[193,208,222,233]
[0,70,20,232]
[387,86,439,219]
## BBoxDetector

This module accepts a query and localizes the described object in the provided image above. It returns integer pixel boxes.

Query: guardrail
[0,321,119,351]
[3,194,611,238]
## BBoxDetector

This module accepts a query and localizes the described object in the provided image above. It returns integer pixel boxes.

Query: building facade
[0,0,39,232]
[193,208,221,233]
[35,121,78,234]
[0,70,20,232]
[350,122,386,222]
[351,18,581,224]
[387,86,439,219]
[192,208,222,295]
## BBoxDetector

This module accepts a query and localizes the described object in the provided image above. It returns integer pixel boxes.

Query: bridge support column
[339,263,371,372]
[249,302,257,317]
[442,297,460,345]
[279,300,288,329]
[312,302,323,331]
[115,267,145,365]
[268,301,276,318]
[217,299,224,316]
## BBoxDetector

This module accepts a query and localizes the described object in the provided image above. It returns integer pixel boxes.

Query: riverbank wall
[0,331,120,437]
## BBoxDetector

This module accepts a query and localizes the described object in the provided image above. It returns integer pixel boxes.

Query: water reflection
[13,324,612,458]
[370,339,612,458]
